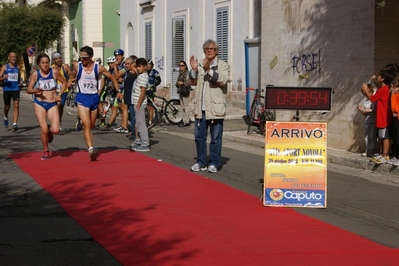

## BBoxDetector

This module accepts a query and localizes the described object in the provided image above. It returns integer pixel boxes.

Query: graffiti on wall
[291,49,321,75]
[155,56,164,70]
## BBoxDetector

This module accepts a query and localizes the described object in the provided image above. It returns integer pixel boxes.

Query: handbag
[178,85,191,97]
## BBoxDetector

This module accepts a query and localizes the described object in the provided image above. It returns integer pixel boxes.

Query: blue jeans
[194,112,224,168]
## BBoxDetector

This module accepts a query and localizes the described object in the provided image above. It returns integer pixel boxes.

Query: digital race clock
[265,86,332,111]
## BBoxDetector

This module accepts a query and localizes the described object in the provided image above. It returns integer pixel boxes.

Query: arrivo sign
[26,46,35,57]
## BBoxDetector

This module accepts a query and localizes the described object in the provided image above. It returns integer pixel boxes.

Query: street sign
[26,46,35,57]
[92,41,114,48]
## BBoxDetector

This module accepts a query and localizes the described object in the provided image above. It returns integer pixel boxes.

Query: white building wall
[82,0,103,59]
[262,0,375,151]
[120,0,256,105]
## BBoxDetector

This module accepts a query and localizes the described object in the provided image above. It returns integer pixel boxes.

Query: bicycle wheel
[145,103,158,130]
[164,99,183,125]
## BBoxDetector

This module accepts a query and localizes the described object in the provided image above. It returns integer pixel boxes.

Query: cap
[107,56,116,63]
[113,49,124,56]
[52,53,61,60]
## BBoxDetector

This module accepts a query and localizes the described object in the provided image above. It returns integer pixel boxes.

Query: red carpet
[10,150,399,265]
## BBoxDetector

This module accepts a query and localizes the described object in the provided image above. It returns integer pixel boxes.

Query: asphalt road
[1,90,399,264]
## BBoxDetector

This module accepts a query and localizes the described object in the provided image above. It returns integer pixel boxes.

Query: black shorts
[3,90,20,105]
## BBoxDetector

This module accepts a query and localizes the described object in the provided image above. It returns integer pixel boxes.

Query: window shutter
[145,22,152,60]
[172,17,185,97]
[216,7,229,62]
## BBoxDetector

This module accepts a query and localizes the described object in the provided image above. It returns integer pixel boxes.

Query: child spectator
[361,70,394,164]
[128,58,150,152]
[357,83,376,157]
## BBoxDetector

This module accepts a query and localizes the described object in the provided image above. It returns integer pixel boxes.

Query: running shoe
[89,147,99,161]
[12,124,19,132]
[41,151,51,160]
[208,165,218,173]
[387,157,398,165]
[128,142,141,151]
[190,163,207,172]
[114,126,123,132]
[59,126,66,135]
[374,155,389,165]
[133,145,150,152]
[48,125,53,143]
[3,118,8,128]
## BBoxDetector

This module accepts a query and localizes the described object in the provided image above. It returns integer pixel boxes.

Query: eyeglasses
[204,48,216,51]
[80,56,90,60]
[179,64,185,67]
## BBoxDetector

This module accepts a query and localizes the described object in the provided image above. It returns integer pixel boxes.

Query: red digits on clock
[319,91,328,105]
[298,91,306,105]
[309,91,318,105]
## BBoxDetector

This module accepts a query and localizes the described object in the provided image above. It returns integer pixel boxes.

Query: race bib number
[7,73,18,82]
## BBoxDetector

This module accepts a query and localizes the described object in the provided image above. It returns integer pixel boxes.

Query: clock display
[265,86,332,111]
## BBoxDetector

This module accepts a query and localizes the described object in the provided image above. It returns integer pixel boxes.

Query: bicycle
[245,87,275,135]
[145,94,183,130]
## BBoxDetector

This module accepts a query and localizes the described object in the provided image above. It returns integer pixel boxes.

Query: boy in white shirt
[129,58,150,152]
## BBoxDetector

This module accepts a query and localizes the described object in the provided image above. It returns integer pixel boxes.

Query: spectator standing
[362,70,394,164]
[129,58,150,152]
[123,55,138,140]
[189,39,230,173]
[0,52,22,131]
[357,83,376,157]
[176,60,191,127]
[71,46,121,160]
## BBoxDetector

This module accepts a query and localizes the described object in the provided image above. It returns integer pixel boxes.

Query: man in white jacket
[189,39,230,173]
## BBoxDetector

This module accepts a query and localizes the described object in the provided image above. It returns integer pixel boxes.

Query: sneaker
[41,151,51,160]
[48,125,53,143]
[387,157,398,165]
[190,163,207,172]
[3,118,8,128]
[374,155,389,165]
[361,152,367,157]
[59,127,66,135]
[114,127,129,133]
[208,165,218,173]
[114,126,123,132]
[133,145,150,152]
[128,142,141,151]
[89,147,99,161]
[12,124,19,132]
[75,120,83,131]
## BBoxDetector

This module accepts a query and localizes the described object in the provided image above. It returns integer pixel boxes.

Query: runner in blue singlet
[26,53,67,160]
[70,46,121,160]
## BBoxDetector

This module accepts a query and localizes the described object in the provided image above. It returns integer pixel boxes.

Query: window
[216,7,229,62]
[172,18,185,67]
[145,22,152,60]
[171,17,185,96]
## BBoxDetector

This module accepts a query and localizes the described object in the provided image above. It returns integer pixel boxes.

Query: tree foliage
[0,3,65,62]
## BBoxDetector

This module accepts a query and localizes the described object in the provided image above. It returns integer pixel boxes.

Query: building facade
[119,0,261,102]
